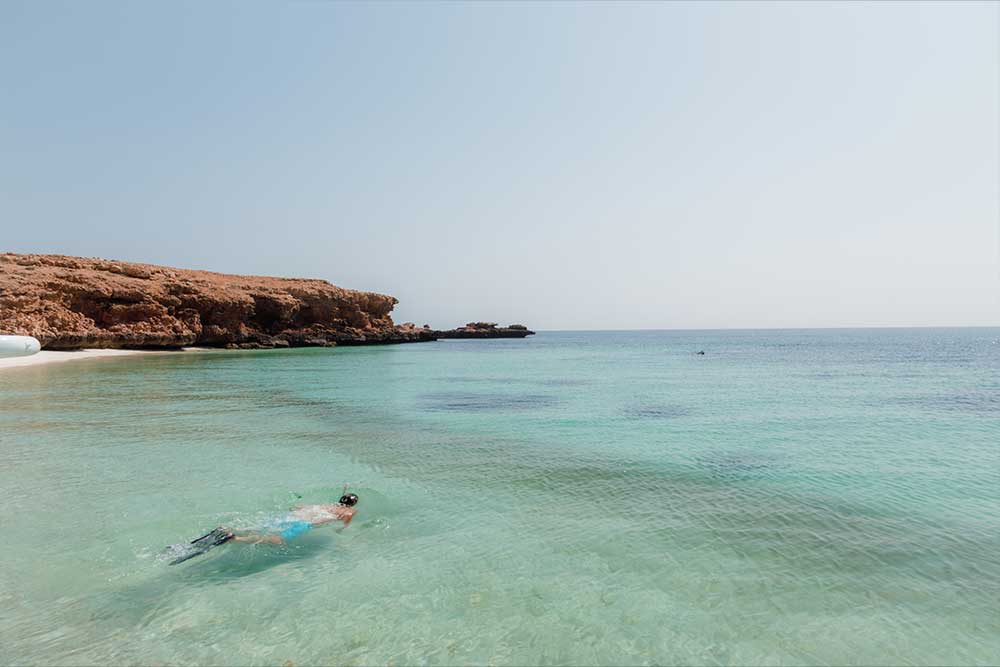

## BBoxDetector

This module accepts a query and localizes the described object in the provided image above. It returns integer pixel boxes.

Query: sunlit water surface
[1,329,998,665]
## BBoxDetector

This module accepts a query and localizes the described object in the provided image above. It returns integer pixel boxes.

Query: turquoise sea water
[1,329,998,666]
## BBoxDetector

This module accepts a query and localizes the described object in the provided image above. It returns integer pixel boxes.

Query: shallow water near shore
[1,329,998,665]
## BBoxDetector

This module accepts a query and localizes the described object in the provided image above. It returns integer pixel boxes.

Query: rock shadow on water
[623,403,690,419]
[421,391,558,412]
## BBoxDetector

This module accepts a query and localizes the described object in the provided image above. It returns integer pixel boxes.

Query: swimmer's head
[338,493,359,507]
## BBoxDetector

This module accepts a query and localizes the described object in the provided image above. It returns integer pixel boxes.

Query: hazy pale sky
[2,1,997,329]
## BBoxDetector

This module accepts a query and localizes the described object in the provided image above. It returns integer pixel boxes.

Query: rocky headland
[435,322,535,339]
[0,254,436,350]
[0,254,535,351]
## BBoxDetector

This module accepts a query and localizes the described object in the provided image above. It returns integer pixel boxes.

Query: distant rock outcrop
[435,322,535,339]
[0,254,436,349]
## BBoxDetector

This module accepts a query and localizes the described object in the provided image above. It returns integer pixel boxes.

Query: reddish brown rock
[0,253,436,349]
[435,322,535,339]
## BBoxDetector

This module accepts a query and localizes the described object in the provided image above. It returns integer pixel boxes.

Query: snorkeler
[231,492,359,545]
[167,489,359,565]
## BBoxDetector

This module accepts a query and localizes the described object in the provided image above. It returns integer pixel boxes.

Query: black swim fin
[167,527,234,565]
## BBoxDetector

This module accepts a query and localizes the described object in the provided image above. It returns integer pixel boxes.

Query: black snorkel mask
[338,493,358,507]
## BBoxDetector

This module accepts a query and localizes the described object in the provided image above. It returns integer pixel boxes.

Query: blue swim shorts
[271,519,312,541]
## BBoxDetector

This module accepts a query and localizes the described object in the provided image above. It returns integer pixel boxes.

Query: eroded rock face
[0,254,436,349]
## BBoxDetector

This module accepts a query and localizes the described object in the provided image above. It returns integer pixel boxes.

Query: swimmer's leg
[232,531,284,545]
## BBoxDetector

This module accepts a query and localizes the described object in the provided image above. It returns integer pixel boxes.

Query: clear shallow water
[1,329,998,666]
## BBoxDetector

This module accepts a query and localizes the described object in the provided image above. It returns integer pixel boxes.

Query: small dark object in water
[696,350,705,355]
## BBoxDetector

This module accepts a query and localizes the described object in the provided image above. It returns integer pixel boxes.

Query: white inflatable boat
[0,335,41,359]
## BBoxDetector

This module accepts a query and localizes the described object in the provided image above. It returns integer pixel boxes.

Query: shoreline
[0,348,211,372]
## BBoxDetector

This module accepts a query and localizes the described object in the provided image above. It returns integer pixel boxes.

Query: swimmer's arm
[341,512,354,527]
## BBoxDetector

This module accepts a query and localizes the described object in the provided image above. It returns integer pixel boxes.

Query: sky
[2,1,998,330]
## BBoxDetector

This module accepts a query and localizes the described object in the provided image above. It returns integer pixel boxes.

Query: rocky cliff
[0,254,436,349]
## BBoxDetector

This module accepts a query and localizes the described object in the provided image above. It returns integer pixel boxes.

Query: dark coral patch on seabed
[421,392,558,412]
[623,403,691,419]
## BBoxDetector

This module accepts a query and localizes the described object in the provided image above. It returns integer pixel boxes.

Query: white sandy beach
[0,348,206,372]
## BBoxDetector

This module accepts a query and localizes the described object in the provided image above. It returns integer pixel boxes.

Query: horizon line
[526,324,1000,333]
